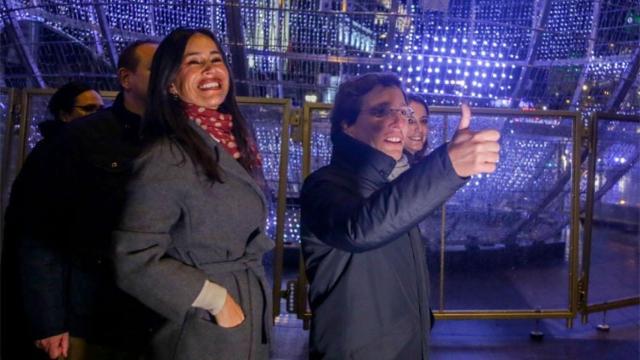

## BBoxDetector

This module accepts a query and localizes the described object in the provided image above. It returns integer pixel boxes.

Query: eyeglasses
[73,104,104,113]
[364,106,415,120]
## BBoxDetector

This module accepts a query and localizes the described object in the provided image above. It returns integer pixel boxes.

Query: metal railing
[0,88,637,332]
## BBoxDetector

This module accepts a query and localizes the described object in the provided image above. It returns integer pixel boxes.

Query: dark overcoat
[113,123,273,360]
[2,94,161,357]
[301,132,466,359]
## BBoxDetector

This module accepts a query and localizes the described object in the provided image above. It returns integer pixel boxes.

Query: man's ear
[59,111,73,123]
[342,121,354,136]
[117,68,130,90]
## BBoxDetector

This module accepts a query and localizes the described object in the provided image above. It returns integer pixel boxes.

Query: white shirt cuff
[191,280,228,315]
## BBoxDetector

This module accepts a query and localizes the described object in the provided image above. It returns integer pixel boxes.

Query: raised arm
[301,144,465,252]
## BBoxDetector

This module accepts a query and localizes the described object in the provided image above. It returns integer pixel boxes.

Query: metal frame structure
[0,87,16,254]
[429,106,582,326]
[0,87,14,355]
[94,3,119,69]
[606,47,640,113]
[2,1,46,88]
[235,96,294,319]
[570,0,602,110]
[509,0,551,108]
[226,0,250,96]
[580,112,640,323]
[1,1,637,112]
[0,87,638,331]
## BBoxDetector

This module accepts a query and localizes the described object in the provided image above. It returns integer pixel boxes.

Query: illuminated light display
[1,1,638,245]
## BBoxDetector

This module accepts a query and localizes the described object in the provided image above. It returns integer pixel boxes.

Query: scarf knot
[184,102,241,159]
[183,102,262,169]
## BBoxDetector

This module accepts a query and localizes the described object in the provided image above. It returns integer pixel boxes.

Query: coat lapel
[189,122,268,215]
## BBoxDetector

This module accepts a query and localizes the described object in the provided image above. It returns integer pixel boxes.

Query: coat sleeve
[112,150,210,323]
[7,137,73,340]
[301,144,467,253]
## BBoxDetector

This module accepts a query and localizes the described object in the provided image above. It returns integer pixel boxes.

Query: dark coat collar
[111,92,141,134]
[331,131,397,184]
[37,119,66,140]
[403,149,423,165]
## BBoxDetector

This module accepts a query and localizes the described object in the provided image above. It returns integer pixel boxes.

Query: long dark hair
[143,27,260,183]
[407,93,430,160]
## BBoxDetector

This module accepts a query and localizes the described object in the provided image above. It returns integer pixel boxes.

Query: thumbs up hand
[447,104,501,177]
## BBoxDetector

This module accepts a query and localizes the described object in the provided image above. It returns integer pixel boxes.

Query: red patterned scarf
[183,102,262,171]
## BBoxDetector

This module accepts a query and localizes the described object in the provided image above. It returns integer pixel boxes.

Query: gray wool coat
[113,124,273,360]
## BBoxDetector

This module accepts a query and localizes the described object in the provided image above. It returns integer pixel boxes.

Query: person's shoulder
[65,107,118,137]
[301,163,352,195]
[304,164,336,184]
[127,139,198,193]
[134,138,191,173]
[18,138,55,170]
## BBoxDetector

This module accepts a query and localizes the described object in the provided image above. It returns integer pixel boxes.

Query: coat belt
[179,253,271,344]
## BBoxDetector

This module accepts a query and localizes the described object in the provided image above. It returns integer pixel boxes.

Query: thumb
[61,333,69,358]
[458,103,471,130]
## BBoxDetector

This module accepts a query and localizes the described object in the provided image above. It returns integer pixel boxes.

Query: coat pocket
[172,307,251,360]
[195,307,246,333]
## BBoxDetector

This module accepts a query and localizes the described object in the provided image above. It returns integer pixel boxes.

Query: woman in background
[113,28,272,360]
[404,93,437,329]
[405,93,430,163]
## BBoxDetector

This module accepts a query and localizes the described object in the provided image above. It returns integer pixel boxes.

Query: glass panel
[303,106,579,312]
[310,108,332,172]
[25,94,51,152]
[280,106,331,246]
[285,136,303,245]
[422,113,577,311]
[238,102,286,243]
[0,90,14,212]
[587,118,640,304]
[0,91,9,180]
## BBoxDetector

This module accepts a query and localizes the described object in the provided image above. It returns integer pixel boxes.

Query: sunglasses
[73,104,104,113]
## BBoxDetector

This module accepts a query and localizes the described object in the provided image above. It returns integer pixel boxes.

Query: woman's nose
[203,62,214,74]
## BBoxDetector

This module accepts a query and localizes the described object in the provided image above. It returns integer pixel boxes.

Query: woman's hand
[34,332,69,359]
[214,293,245,328]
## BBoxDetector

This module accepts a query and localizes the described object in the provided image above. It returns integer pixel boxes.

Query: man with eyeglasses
[2,80,102,358]
[4,40,160,360]
[300,73,501,359]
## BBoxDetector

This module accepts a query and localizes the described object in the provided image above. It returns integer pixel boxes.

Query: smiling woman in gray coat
[112,28,272,360]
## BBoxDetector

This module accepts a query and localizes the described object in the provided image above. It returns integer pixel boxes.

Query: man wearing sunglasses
[4,40,160,360]
[301,73,501,359]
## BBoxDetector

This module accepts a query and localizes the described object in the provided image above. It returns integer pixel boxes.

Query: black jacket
[2,119,67,359]
[3,93,161,354]
[301,132,466,359]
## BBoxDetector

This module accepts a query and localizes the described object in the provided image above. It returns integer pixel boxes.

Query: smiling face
[169,33,230,109]
[342,85,409,160]
[405,100,429,155]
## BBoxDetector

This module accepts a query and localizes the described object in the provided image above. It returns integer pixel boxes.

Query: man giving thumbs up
[300,73,502,360]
